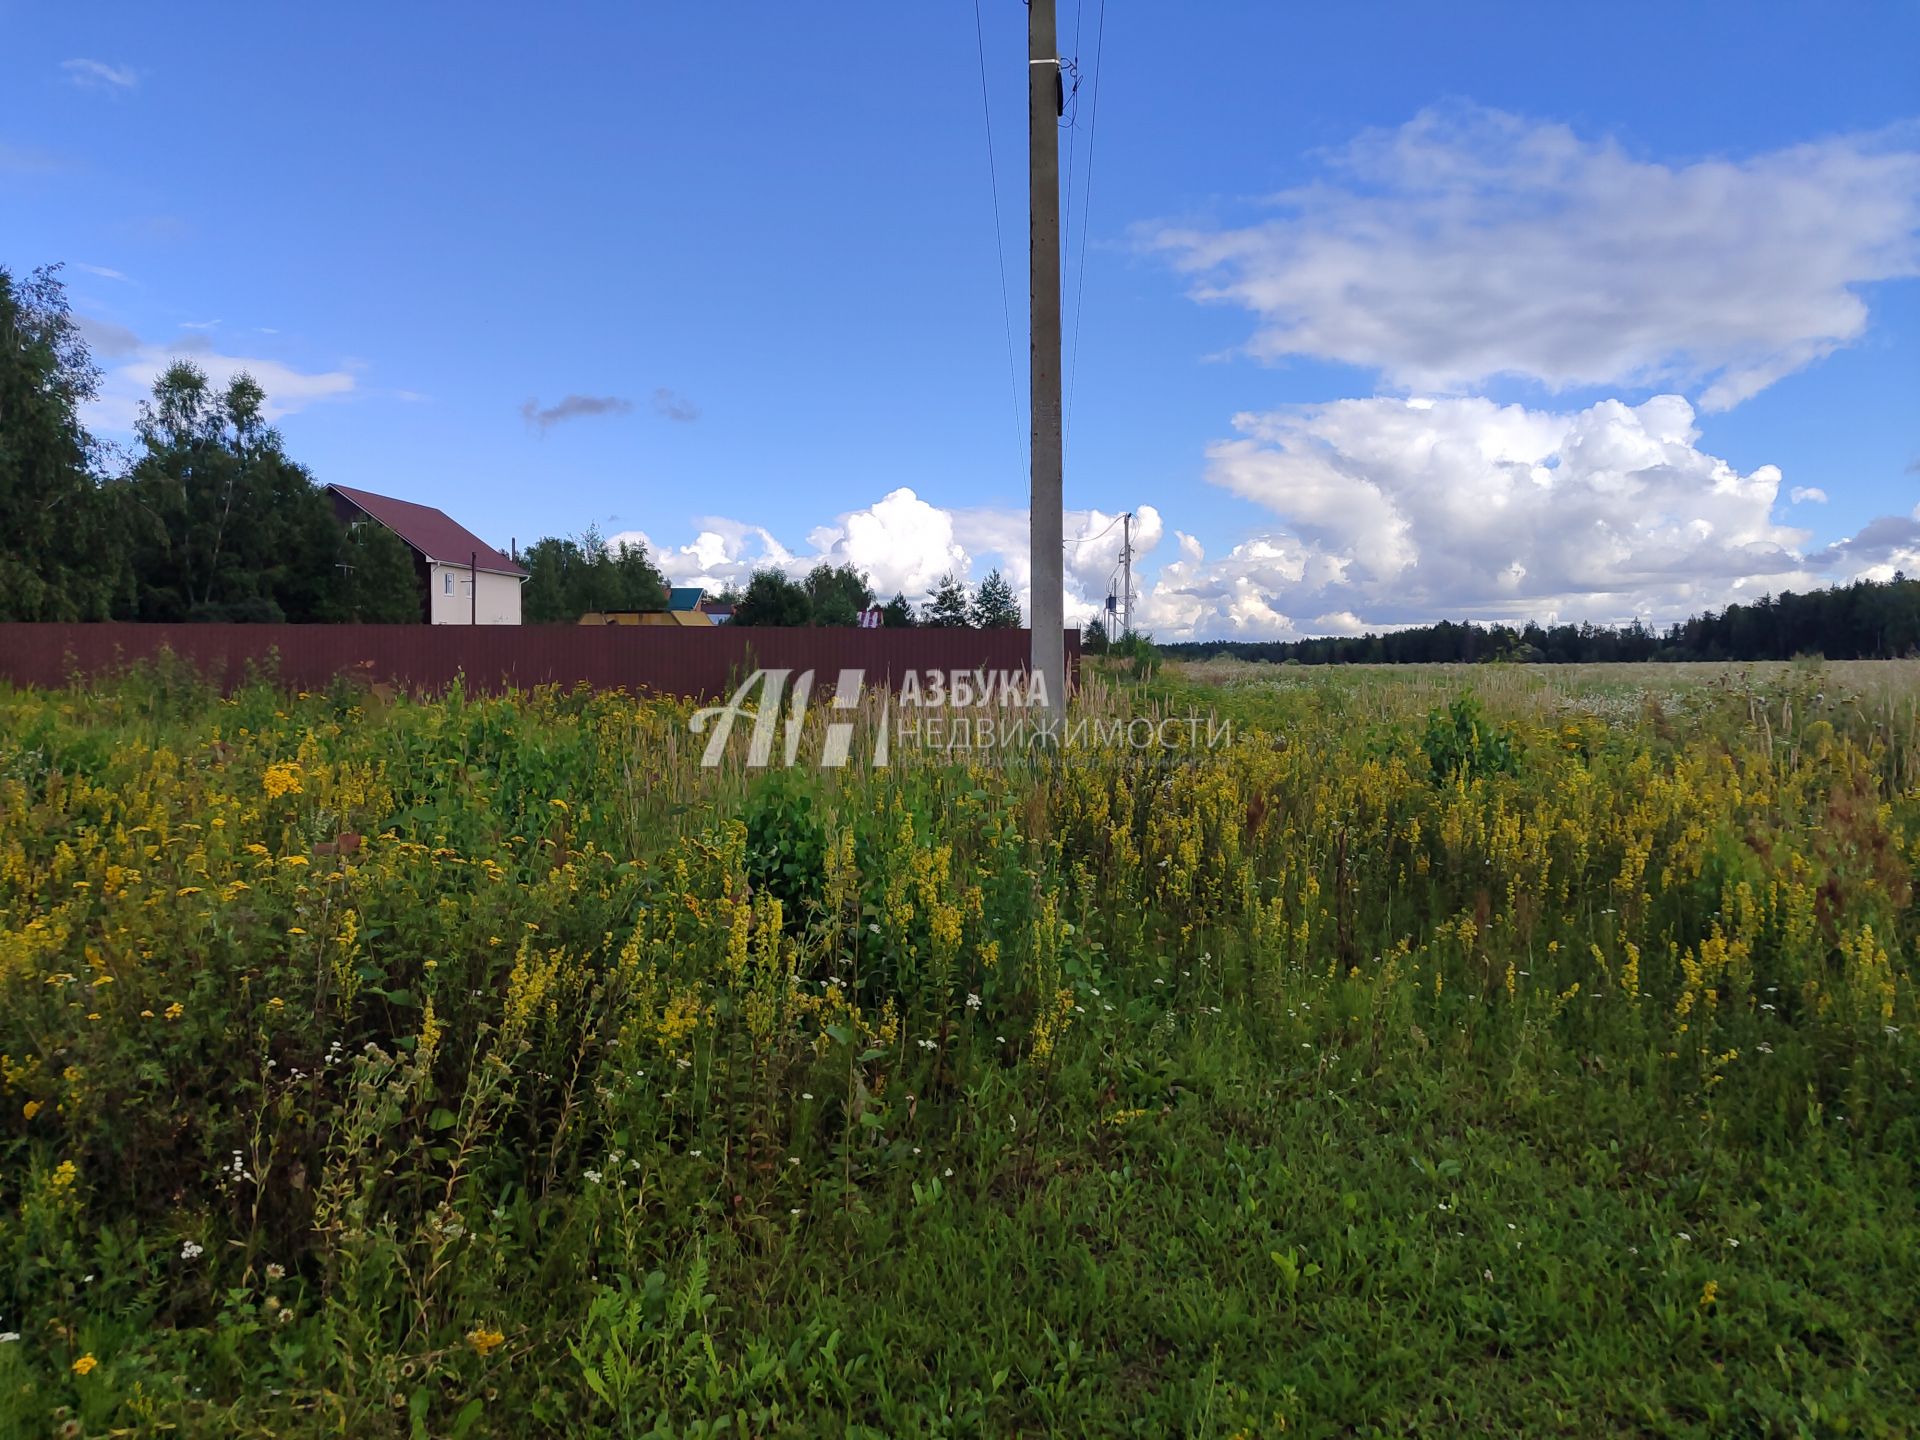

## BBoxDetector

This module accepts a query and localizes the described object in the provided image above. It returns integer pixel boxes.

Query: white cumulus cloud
[1134,393,1820,639]
[79,316,358,431]
[608,450,1912,641]
[613,488,1162,626]
[1146,103,1920,409]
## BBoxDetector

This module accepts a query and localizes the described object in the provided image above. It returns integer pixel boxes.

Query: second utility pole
[1028,0,1065,713]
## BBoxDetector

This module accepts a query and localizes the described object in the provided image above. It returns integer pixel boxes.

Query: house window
[444,573,453,595]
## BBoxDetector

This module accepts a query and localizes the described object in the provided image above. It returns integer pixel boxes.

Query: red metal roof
[328,484,528,577]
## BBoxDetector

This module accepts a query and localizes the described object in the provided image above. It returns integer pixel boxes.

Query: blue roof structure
[668,587,704,612]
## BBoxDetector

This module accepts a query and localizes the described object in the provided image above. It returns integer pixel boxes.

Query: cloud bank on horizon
[628,105,1920,638]
[619,400,1916,637]
[610,489,1166,630]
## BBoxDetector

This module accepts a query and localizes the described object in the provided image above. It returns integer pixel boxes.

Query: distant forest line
[1158,576,1920,665]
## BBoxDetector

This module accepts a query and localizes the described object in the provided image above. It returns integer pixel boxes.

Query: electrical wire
[1069,510,1125,551]
[1060,0,1084,324]
[972,0,1025,477]
[1065,0,1106,447]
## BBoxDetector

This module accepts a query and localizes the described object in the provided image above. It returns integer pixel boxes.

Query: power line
[1070,510,1126,551]
[1060,0,1084,331]
[1065,0,1106,447]
[972,0,1024,476]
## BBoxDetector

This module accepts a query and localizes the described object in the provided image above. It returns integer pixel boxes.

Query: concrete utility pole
[1028,0,1065,711]
[1120,510,1133,640]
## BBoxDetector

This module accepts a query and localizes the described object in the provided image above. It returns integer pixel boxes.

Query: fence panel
[0,624,1082,700]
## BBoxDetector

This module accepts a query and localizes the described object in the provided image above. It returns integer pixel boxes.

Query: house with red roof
[326,484,529,625]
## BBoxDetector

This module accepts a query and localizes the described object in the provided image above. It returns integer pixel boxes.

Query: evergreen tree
[923,572,971,628]
[969,568,1021,628]
[881,592,916,627]
[1152,576,1920,665]
[1083,616,1110,654]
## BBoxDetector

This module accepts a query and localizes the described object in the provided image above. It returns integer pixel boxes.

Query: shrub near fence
[0,624,1081,699]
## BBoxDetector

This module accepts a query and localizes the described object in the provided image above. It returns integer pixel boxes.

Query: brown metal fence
[0,624,1082,700]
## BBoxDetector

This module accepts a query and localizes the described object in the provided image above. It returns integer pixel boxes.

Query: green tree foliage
[881,592,917,628]
[803,562,873,627]
[603,533,671,615]
[1158,576,1920,665]
[732,568,813,626]
[969,568,1021,629]
[521,527,668,623]
[120,362,343,621]
[1083,616,1110,654]
[1110,627,1160,680]
[520,538,576,623]
[922,572,971,628]
[0,266,534,625]
[0,265,126,619]
[336,520,423,622]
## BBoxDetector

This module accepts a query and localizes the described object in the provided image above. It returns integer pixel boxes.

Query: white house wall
[428,563,523,625]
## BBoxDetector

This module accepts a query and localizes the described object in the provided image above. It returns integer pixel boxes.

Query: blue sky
[4,2,1917,637]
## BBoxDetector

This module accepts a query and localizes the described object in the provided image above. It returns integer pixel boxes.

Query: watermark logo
[689,668,1229,769]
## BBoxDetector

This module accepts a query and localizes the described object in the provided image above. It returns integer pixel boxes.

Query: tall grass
[1,659,1916,1435]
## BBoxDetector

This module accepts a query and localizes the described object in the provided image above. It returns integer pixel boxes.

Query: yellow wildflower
[657,988,705,1051]
[263,762,304,799]
[72,1353,98,1375]
[467,1327,505,1356]
[1698,1280,1719,1311]
[417,997,443,1071]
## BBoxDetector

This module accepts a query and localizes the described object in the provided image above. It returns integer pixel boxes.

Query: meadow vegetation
[2,658,1917,1436]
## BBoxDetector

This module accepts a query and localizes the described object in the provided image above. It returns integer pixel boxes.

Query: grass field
[2,657,1917,1436]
